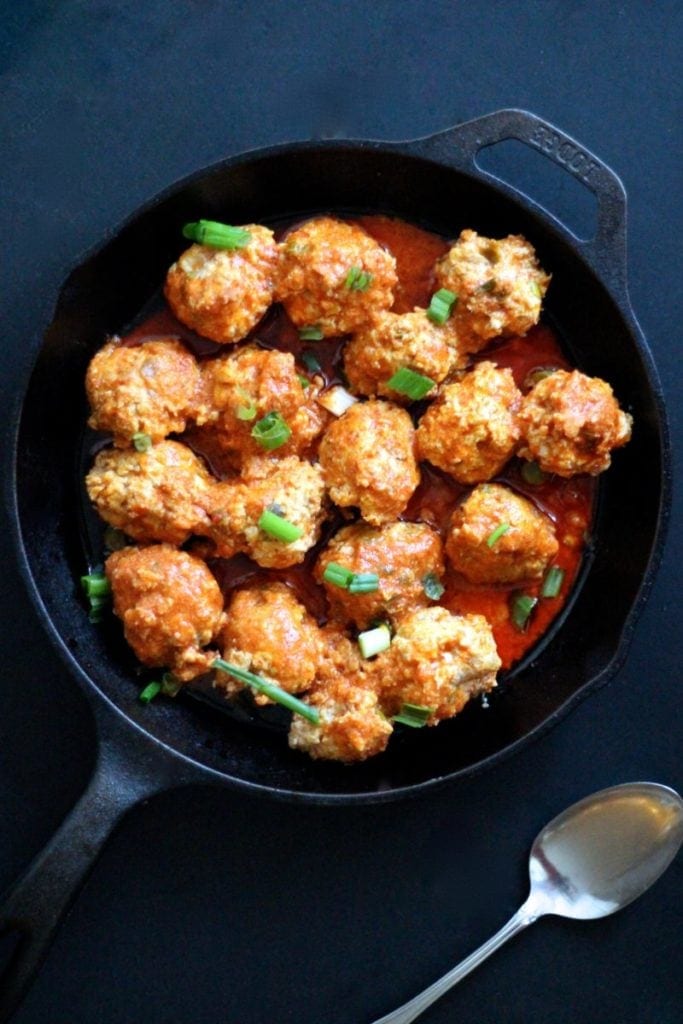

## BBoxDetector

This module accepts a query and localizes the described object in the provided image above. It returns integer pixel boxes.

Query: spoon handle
[370,904,536,1024]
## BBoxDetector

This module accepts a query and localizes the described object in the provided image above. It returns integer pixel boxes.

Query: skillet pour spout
[1,109,670,1019]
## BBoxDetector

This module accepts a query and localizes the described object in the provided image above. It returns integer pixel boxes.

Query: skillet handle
[0,714,192,1021]
[413,109,628,293]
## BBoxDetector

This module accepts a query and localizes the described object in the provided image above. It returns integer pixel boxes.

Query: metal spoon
[371,782,683,1024]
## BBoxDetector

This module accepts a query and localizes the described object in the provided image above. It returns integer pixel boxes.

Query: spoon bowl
[371,782,683,1024]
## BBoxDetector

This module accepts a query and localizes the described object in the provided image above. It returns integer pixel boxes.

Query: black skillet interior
[15,139,667,799]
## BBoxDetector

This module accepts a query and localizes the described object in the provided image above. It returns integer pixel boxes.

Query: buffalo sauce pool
[119,214,595,673]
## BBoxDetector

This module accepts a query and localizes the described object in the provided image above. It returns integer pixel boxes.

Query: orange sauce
[119,213,594,672]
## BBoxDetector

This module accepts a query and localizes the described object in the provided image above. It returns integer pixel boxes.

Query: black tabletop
[1,3,681,1022]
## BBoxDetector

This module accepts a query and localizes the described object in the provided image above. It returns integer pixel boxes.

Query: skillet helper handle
[418,108,628,293]
[0,731,176,1021]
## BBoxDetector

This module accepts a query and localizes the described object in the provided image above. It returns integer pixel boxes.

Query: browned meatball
[196,344,328,465]
[318,400,420,525]
[276,216,397,336]
[106,544,225,681]
[85,440,214,545]
[434,229,550,353]
[376,607,501,724]
[86,338,201,447]
[445,483,558,585]
[518,369,632,476]
[416,362,522,483]
[164,225,279,344]
[216,583,323,702]
[343,310,463,401]
[316,520,444,629]
[288,626,392,762]
[208,455,327,567]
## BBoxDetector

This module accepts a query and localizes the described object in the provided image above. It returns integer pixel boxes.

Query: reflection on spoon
[370,782,683,1024]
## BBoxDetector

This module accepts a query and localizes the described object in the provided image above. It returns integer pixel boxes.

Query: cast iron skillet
[0,110,670,1018]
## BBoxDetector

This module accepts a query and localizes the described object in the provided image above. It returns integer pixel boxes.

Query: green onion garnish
[161,672,183,697]
[344,266,373,291]
[523,366,558,390]
[182,220,251,249]
[510,593,537,631]
[139,681,162,704]
[348,573,380,594]
[299,326,324,341]
[132,432,152,452]
[213,658,319,723]
[257,509,303,543]
[521,461,548,485]
[301,351,322,374]
[392,702,433,728]
[236,388,258,420]
[323,562,355,589]
[386,366,436,401]
[426,288,457,325]
[251,411,292,450]
[357,623,391,659]
[422,572,445,600]
[81,572,111,623]
[486,522,511,548]
[541,566,565,599]
[297,374,311,390]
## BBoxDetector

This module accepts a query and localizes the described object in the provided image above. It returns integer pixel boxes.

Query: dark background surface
[1,2,681,1022]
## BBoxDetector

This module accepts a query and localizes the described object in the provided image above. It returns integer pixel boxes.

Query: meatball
[216,583,322,703]
[276,216,397,336]
[288,626,392,762]
[196,344,328,465]
[85,440,214,545]
[445,483,558,585]
[86,338,201,447]
[318,400,420,525]
[416,362,522,483]
[106,544,225,681]
[208,455,327,567]
[434,229,550,353]
[376,607,500,724]
[164,225,279,344]
[343,310,463,401]
[518,369,632,476]
[316,521,444,629]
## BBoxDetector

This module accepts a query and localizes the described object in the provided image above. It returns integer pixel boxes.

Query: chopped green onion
[344,266,373,291]
[523,366,558,390]
[426,288,457,324]
[213,658,319,723]
[161,672,183,697]
[182,220,251,249]
[236,387,258,420]
[531,280,543,298]
[81,572,111,599]
[139,681,162,704]
[251,411,291,450]
[301,351,322,374]
[132,432,152,452]
[297,374,311,390]
[316,385,358,416]
[521,461,548,485]
[479,278,496,293]
[348,572,380,595]
[103,526,128,552]
[486,522,511,548]
[510,593,537,631]
[323,562,355,589]
[257,509,303,543]
[392,702,433,728]
[386,366,436,401]
[541,566,565,599]
[422,572,445,600]
[299,326,324,341]
[358,623,391,659]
